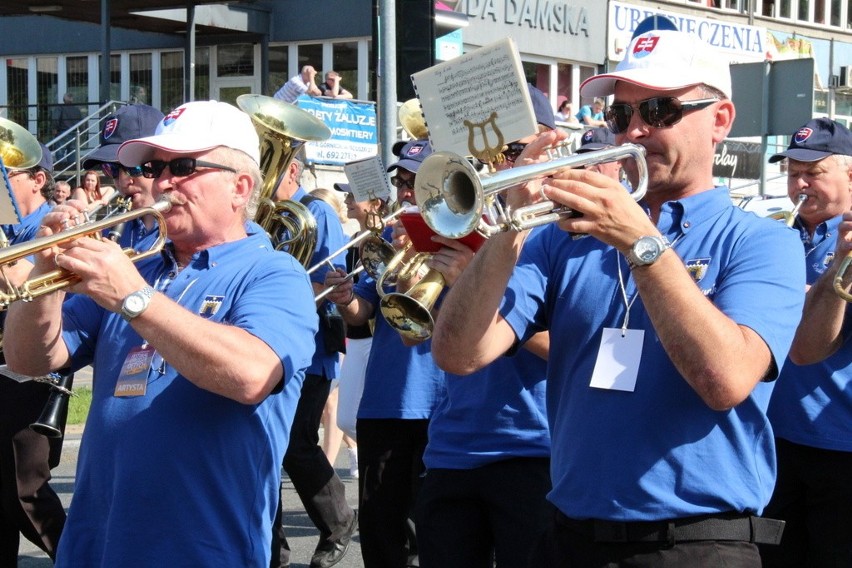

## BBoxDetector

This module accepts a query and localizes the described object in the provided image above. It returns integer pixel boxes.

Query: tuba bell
[236,94,332,266]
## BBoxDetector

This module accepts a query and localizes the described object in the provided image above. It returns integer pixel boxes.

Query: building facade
[0,0,849,189]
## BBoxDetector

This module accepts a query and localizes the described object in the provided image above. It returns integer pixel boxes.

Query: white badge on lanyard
[590,328,644,392]
[589,253,646,392]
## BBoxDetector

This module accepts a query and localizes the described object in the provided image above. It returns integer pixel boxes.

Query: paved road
[17,368,366,568]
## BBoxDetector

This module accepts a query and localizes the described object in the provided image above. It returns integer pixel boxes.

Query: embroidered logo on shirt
[199,295,224,317]
[685,257,710,283]
[813,251,834,274]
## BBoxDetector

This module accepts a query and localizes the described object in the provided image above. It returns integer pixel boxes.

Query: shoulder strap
[299,194,318,206]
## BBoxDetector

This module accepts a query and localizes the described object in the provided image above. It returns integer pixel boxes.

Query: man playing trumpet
[761,117,852,567]
[430,26,804,566]
[4,101,318,567]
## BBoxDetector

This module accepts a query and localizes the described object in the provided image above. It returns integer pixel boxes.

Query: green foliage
[68,386,92,425]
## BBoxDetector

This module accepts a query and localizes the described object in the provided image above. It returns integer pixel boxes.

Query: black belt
[556,511,784,546]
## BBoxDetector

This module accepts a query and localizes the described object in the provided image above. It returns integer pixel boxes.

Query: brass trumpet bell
[0,117,42,170]
[415,144,649,239]
[379,269,445,341]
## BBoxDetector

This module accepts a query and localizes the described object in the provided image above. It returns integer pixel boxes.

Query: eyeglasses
[605,97,719,134]
[390,175,415,190]
[503,142,528,163]
[101,163,144,178]
[141,158,237,179]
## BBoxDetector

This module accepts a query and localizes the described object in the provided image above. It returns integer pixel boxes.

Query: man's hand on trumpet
[33,201,148,314]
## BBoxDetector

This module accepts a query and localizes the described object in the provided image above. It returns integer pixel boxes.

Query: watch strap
[627,235,671,270]
[120,286,155,321]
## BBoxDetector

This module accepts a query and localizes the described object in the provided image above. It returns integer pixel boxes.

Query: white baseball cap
[581,30,732,100]
[117,100,260,166]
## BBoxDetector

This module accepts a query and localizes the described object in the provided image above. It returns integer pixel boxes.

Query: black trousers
[271,372,354,568]
[528,508,763,568]
[760,438,852,567]
[0,378,67,564]
[357,418,428,568]
[415,457,552,568]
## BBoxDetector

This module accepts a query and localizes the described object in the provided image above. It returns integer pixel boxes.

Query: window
[333,41,359,98]
[160,51,184,113]
[5,58,29,130]
[129,53,152,106]
[195,47,210,102]
[268,46,289,97]
[217,44,254,77]
[298,44,323,76]
[36,57,58,140]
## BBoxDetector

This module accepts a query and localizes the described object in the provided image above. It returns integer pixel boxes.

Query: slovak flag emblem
[407,145,423,157]
[633,35,660,58]
[163,107,186,127]
[794,127,813,144]
[103,118,119,139]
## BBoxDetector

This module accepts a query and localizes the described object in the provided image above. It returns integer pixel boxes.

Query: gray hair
[208,147,263,221]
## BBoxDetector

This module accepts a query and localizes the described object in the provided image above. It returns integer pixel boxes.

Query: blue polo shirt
[768,214,852,452]
[56,229,318,567]
[294,186,347,379]
[354,274,446,419]
[424,347,550,470]
[500,187,805,521]
[2,201,51,245]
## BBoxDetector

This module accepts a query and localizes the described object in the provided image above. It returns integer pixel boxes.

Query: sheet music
[411,37,537,158]
[343,156,392,203]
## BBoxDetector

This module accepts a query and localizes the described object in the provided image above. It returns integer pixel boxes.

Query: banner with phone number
[295,95,378,165]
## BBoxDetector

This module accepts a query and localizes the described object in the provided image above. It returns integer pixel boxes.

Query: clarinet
[30,371,74,438]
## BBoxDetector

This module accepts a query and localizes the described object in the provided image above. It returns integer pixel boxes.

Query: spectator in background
[50,180,72,205]
[554,96,578,124]
[51,93,83,165]
[274,65,323,104]
[76,170,115,214]
[576,97,606,127]
[319,71,354,100]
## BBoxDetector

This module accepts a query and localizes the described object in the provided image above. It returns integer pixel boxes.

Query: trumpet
[0,198,175,308]
[415,143,649,239]
[769,193,807,227]
[311,205,409,302]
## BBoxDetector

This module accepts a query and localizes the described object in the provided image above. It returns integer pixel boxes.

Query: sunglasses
[605,97,718,134]
[503,142,528,162]
[101,163,144,178]
[141,158,237,179]
[390,175,415,190]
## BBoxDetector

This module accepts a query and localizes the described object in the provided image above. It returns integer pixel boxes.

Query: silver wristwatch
[120,286,155,321]
[627,235,671,269]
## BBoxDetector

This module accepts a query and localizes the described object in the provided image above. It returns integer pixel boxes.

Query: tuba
[0,117,43,230]
[236,94,331,266]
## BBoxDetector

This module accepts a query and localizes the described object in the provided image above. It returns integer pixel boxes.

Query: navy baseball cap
[333,182,352,193]
[83,104,165,168]
[37,143,53,172]
[387,139,433,174]
[769,118,852,163]
[577,127,616,153]
[528,83,556,131]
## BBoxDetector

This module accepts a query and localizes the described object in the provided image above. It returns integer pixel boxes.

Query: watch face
[126,294,145,313]
[637,239,659,261]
